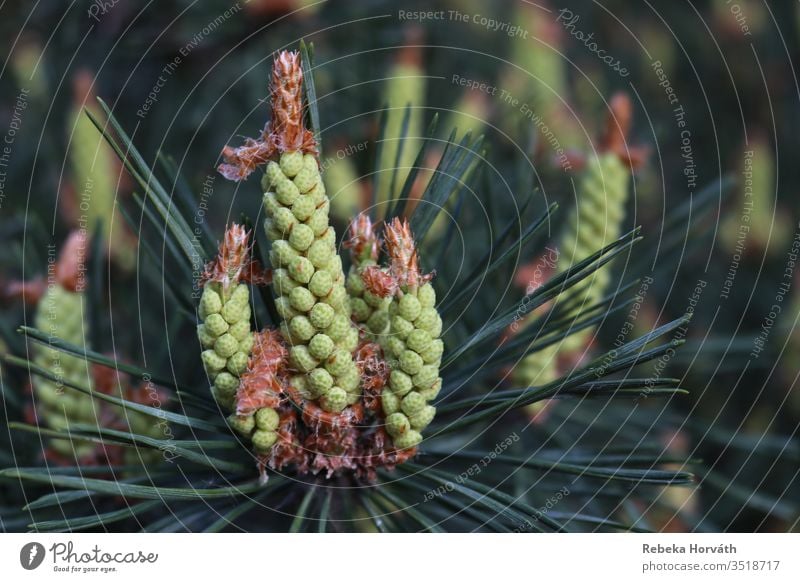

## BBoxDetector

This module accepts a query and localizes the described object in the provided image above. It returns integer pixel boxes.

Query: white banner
[0,533,798,581]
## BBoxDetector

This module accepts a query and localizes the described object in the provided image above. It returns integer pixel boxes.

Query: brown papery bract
[219,51,317,181]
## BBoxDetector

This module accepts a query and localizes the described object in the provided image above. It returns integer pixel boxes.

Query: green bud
[205,313,229,336]
[292,195,316,221]
[390,315,414,340]
[202,349,226,373]
[228,320,251,341]
[308,207,329,235]
[307,239,333,268]
[325,313,350,340]
[418,283,436,308]
[291,375,314,400]
[382,391,401,415]
[289,223,315,251]
[401,391,426,415]
[409,405,436,430]
[399,349,424,375]
[429,315,443,338]
[221,300,249,324]
[417,378,442,401]
[289,315,316,341]
[386,412,411,438]
[325,349,352,377]
[265,161,283,185]
[406,328,432,354]
[273,269,299,295]
[340,327,360,353]
[309,367,334,395]
[338,368,360,392]
[280,321,296,343]
[413,365,439,389]
[255,407,280,431]
[227,351,249,376]
[214,333,239,358]
[386,336,406,358]
[214,372,239,397]
[320,226,336,247]
[213,390,235,412]
[351,298,370,322]
[422,339,444,364]
[272,240,299,267]
[265,222,284,242]
[310,302,335,329]
[324,256,343,280]
[290,345,319,372]
[309,333,335,360]
[230,284,249,303]
[228,413,255,437]
[389,370,414,396]
[197,324,216,349]
[346,270,366,295]
[289,287,316,312]
[263,191,281,215]
[293,166,318,193]
[238,333,254,354]
[309,270,333,297]
[398,294,422,321]
[415,307,440,336]
[308,181,327,206]
[363,291,386,309]
[367,310,390,334]
[394,430,422,449]
[275,177,300,206]
[252,429,278,452]
[273,206,297,234]
[279,151,304,177]
[303,153,318,172]
[321,387,347,413]
[323,285,348,311]
[200,287,222,315]
[288,255,315,284]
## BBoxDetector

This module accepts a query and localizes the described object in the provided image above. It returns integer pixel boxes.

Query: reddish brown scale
[55,230,89,292]
[218,138,276,182]
[202,224,271,291]
[219,51,317,182]
[236,329,287,416]
[361,265,397,299]
[301,401,364,431]
[383,217,433,292]
[306,426,360,477]
[263,408,307,473]
[355,341,390,413]
[599,92,649,171]
[344,214,380,263]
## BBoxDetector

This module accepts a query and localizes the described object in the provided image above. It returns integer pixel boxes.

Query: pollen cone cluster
[376,218,442,449]
[216,50,445,473]
[262,148,362,414]
[345,215,391,337]
[197,225,264,411]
